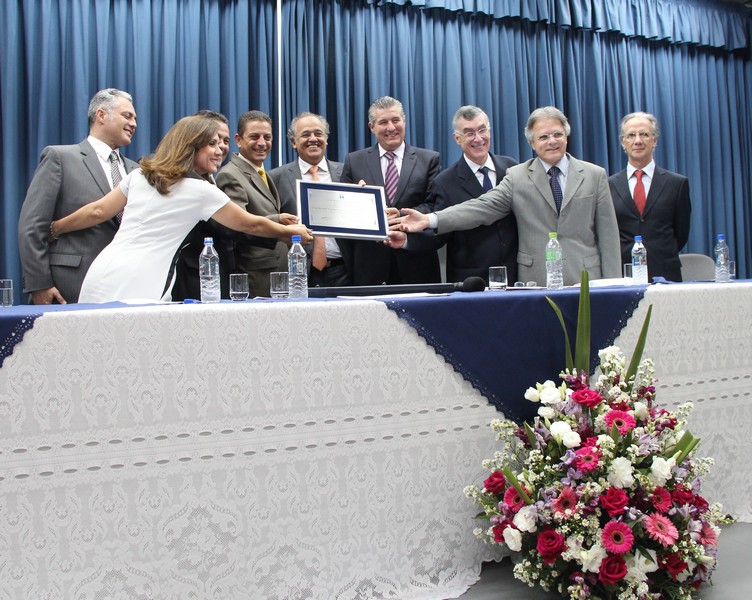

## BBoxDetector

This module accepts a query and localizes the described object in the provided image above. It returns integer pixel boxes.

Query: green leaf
[610,423,621,443]
[524,422,538,448]
[574,271,591,373]
[546,296,574,370]
[502,466,533,505]
[625,304,653,383]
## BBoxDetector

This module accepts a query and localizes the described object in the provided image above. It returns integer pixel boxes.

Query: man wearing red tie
[608,112,692,282]
[340,96,441,285]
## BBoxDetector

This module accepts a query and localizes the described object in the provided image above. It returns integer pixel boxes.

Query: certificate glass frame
[296,180,388,240]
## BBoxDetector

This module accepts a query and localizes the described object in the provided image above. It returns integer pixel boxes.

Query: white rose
[549,421,572,442]
[503,526,522,551]
[607,456,635,488]
[648,456,676,487]
[581,542,607,573]
[539,386,562,405]
[513,505,538,532]
[633,401,650,421]
[525,387,541,402]
[562,430,582,449]
[538,406,555,419]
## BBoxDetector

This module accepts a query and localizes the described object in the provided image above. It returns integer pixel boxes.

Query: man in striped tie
[340,96,441,285]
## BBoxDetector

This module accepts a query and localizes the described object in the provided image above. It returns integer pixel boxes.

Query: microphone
[307,276,487,298]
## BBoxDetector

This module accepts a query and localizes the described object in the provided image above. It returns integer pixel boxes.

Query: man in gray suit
[269,112,348,287]
[18,88,138,304]
[216,110,296,297]
[393,106,621,286]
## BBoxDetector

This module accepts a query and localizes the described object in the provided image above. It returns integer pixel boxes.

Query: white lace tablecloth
[1,283,750,599]
[0,300,505,600]
[612,282,752,522]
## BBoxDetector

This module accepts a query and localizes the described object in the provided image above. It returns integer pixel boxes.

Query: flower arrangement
[465,275,729,600]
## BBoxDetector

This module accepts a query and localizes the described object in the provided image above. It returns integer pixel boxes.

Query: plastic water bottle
[199,237,221,303]
[545,232,564,290]
[631,236,648,285]
[714,234,730,283]
[288,235,308,298]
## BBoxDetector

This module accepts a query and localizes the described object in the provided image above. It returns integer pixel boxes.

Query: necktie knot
[635,169,644,182]
[479,166,493,191]
[548,166,560,178]
[258,167,269,188]
[309,165,320,181]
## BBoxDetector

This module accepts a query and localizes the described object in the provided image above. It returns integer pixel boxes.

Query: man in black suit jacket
[340,96,441,285]
[269,112,348,287]
[609,112,691,282]
[404,106,519,283]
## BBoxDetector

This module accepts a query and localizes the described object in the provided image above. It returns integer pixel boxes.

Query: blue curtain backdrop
[2,0,751,304]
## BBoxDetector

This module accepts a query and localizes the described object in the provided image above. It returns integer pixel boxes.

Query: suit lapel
[395,145,418,202]
[643,166,666,217]
[529,159,558,214]
[612,169,639,218]
[79,140,112,196]
[366,145,384,186]
[456,159,483,197]
[327,160,343,182]
[235,155,280,211]
[562,155,584,211]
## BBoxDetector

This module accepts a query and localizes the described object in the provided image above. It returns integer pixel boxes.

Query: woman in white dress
[50,115,312,302]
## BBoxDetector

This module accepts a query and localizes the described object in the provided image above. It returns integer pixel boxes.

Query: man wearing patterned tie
[389,106,519,283]
[392,106,621,286]
[18,88,138,304]
[340,96,441,285]
[216,110,297,297]
[269,112,349,287]
[608,112,691,282]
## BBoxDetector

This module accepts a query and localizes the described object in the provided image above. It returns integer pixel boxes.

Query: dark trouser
[309,260,350,288]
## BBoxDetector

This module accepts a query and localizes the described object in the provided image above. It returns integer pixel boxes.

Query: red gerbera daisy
[574,446,600,472]
[651,486,672,513]
[553,487,578,516]
[604,410,636,435]
[602,520,634,554]
[503,485,528,513]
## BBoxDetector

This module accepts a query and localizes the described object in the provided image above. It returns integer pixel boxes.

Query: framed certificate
[296,180,389,240]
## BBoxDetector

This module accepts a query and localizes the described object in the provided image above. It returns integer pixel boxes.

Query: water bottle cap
[717,234,725,241]
[548,232,557,239]
[634,235,643,242]
[204,237,214,244]
[291,235,302,243]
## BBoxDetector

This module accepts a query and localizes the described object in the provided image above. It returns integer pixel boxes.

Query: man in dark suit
[394,107,621,286]
[216,110,296,297]
[269,112,348,287]
[397,106,519,283]
[340,96,441,285]
[609,112,691,282]
[18,88,138,304]
[170,110,276,301]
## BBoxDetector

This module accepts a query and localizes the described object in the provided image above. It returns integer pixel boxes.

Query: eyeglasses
[535,131,566,143]
[623,131,653,142]
[458,127,490,140]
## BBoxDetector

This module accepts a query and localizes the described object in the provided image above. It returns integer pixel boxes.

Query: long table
[0,283,750,599]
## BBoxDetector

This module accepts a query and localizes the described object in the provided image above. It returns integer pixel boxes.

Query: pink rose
[600,487,629,517]
[571,389,604,409]
[536,529,566,564]
[598,554,628,585]
[484,471,506,495]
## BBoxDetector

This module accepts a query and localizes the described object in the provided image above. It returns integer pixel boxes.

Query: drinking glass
[488,266,507,291]
[229,273,249,301]
[728,261,736,280]
[0,279,12,307]
[270,272,289,299]
[623,263,633,280]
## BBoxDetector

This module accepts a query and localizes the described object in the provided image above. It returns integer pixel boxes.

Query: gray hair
[368,96,405,125]
[524,106,571,144]
[87,88,134,128]
[452,106,490,133]
[620,111,659,140]
[287,112,330,141]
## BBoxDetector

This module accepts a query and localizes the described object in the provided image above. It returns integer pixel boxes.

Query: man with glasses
[609,112,691,282]
[389,106,519,283]
[391,106,621,286]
